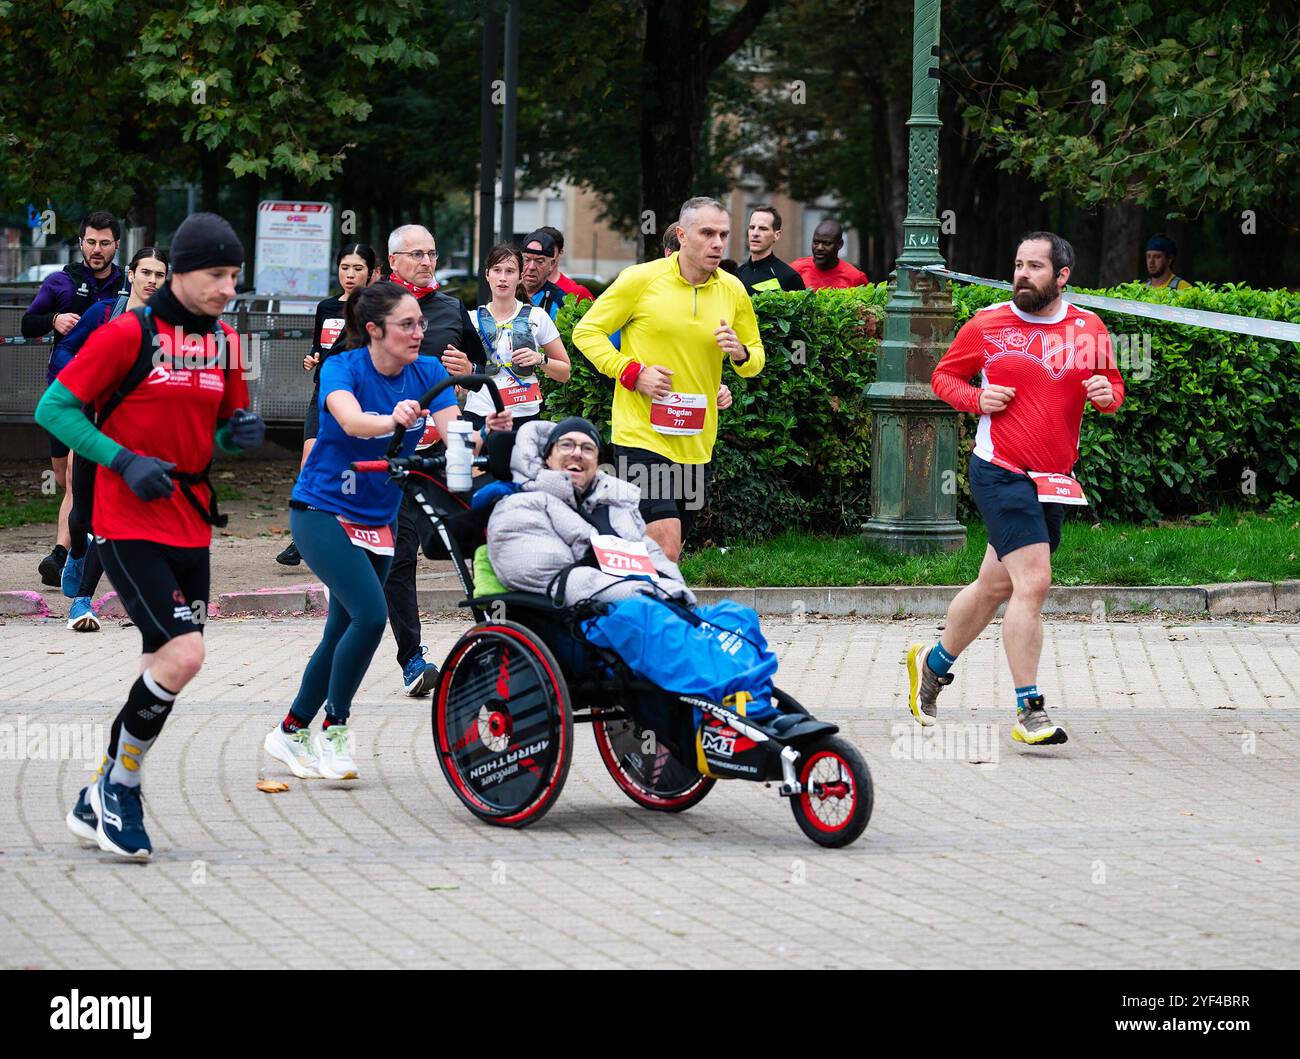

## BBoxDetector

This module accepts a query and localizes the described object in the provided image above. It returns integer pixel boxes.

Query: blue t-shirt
[292,347,458,524]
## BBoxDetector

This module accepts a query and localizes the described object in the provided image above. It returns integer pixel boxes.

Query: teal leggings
[288,506,395,724]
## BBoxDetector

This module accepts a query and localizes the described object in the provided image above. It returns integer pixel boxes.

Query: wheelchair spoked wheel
[591,709,715,812]
[433,621,573,828]
[789,736,873,848]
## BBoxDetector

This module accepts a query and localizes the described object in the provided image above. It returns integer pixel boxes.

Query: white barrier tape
[911,264,1300,343]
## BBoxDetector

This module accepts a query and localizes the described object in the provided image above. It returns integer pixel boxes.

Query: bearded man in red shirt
[907,231,1125,747]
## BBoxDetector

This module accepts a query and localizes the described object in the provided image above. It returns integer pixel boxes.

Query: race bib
[498,376,543,408]
[1027,471,1088,506]
[319,318,344,350]
[650,392,707,435]
[591,534,659,580]
[337,517,395,555]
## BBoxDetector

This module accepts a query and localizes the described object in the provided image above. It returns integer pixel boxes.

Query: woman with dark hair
[277,242,378,566]
[264,282,511,780]
[52,246,171,632]
[462,242,570,432]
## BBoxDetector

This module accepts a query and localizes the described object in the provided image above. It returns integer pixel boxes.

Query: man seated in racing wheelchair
[486,416,694,607]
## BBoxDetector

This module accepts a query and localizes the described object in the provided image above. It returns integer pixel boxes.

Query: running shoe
[1012,695,1069,746]
[38,546,66,588]
[401,646,439,697]
[88,774,152,860]
[67,596,101,632]
[315,725,358,780]
[263,724,320,779]
[65,785,99,845]
[275,541,302,566]
[61,551,85,599]
[906,642,953,728]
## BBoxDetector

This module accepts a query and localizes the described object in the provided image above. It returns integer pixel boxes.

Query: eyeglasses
[554,439,598,457]
[391,318,429,334]
[82,238,117,249]
[395,250,438,262]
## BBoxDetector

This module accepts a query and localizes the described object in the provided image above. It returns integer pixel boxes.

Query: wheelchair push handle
[385,373,505,458]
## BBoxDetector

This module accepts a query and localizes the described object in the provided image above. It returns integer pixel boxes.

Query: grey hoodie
[487,420,695,606]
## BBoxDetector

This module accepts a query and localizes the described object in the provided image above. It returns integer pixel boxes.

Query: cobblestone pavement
[2,616,1297,969]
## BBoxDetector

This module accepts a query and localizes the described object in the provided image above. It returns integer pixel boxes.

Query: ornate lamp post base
[862,0,966,555]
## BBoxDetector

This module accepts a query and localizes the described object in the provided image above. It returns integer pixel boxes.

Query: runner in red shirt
[790,219,869,289]
[35,213,265,860]
[907,231,1125,747]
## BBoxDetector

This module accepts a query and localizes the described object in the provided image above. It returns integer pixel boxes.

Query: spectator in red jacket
[791,219,869,289]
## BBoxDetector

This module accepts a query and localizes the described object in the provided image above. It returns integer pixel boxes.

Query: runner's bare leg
[998,543,1053,687]
[938,544,1013,655]
[646,517,682,564]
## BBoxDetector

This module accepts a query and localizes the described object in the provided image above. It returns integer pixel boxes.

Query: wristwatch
[540,351,549,367]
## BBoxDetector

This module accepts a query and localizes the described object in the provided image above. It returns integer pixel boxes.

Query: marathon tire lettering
[468,738,550,782]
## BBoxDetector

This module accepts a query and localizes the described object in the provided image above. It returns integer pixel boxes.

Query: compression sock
[281,711,308,734]
[323,713,345,729]
[107,672,178,787]
[926,641,958,677]
[1015,685,1040,712]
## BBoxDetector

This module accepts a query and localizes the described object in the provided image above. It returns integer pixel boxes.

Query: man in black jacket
[24,210,126,586]
[383,224,494,695]
[736,204,805,295]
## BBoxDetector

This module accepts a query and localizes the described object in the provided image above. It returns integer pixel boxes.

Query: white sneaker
[314,725,358,780]
[263,725,321,779]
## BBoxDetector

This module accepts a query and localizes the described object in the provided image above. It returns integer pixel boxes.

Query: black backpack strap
[96,307,158,427]
[170,459,228,528]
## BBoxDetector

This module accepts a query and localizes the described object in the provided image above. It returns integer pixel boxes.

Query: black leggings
[67,453,105,597]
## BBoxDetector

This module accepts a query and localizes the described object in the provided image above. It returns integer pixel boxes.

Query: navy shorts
[968,453,1066,560]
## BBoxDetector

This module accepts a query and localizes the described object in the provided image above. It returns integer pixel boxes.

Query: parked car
[12,264,64,285]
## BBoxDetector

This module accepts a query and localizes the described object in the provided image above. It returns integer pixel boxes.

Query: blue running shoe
[401,646,439,697]
[61,552,85,599]
[89,775,152,861]
[65,785,99,845]
[67,596,101,632]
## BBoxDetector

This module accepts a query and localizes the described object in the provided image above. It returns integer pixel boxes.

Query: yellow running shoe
[1012,695,1068,746]
[906,643,951,728]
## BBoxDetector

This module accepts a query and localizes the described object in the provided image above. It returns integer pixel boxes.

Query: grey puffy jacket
[487,420,695,606]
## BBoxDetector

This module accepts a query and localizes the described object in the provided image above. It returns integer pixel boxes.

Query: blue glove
[226,408,266,449]
[110,449,175,501]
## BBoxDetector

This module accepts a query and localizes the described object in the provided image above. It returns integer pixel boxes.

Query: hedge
[540,280,1300,542]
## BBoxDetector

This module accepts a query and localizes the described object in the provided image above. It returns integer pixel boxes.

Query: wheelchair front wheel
[592,709,715,812]
[434,620,573,827]
[789,736,873,848]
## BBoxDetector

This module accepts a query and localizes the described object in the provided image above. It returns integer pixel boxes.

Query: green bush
[542,282,1300,542]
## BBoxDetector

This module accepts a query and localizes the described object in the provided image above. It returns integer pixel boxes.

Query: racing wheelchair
[352,376,873,848]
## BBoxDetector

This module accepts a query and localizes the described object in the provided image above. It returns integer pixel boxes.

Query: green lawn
[0,489,62,529]
[681,509,1300,587]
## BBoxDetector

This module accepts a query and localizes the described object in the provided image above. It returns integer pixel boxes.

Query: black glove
[226,408,266,450]
[109,449,175,501]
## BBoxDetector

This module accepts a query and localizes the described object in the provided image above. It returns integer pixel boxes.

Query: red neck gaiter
[389,273,435,299]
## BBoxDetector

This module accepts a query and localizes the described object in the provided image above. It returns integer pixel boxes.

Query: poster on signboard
[254,201,332,296]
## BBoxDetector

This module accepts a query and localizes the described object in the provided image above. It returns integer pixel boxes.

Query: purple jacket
[22,260,124,338]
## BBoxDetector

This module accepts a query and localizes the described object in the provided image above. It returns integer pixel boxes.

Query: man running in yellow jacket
[573,197,765,562]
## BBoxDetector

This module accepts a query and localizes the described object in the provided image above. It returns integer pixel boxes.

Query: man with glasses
[382,224,501,696]
[519,231,568,320]
[23,210,125,588]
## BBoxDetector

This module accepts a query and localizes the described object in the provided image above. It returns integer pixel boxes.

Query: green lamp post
[860,0,967,554]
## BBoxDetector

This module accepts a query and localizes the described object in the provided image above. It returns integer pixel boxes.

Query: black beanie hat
[170,212,244,273]
[543,416,601,458]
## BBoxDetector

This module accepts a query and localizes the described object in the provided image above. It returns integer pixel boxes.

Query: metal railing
[0,303,317,426]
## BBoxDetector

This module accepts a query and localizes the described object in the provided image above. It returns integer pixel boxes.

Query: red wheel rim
[797,750,856,833]
[592,713,708,808]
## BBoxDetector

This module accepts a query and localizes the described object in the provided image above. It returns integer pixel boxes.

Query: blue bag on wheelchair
[582,594,778,720]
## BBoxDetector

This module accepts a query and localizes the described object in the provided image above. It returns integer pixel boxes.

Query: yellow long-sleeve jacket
[572,253,764,464]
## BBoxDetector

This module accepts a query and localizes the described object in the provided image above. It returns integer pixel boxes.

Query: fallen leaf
[1179,810,1194,816]
[1168,634,1188,641]
[427,884,459,892]
[256,780,290,793]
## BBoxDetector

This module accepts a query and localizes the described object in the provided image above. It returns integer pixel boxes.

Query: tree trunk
[1099,199,1143,286]
[199,146,221,214]
[638,1,709,261]
[240,175,261,292]
[884,94,908,268]
[126,181,158,244]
